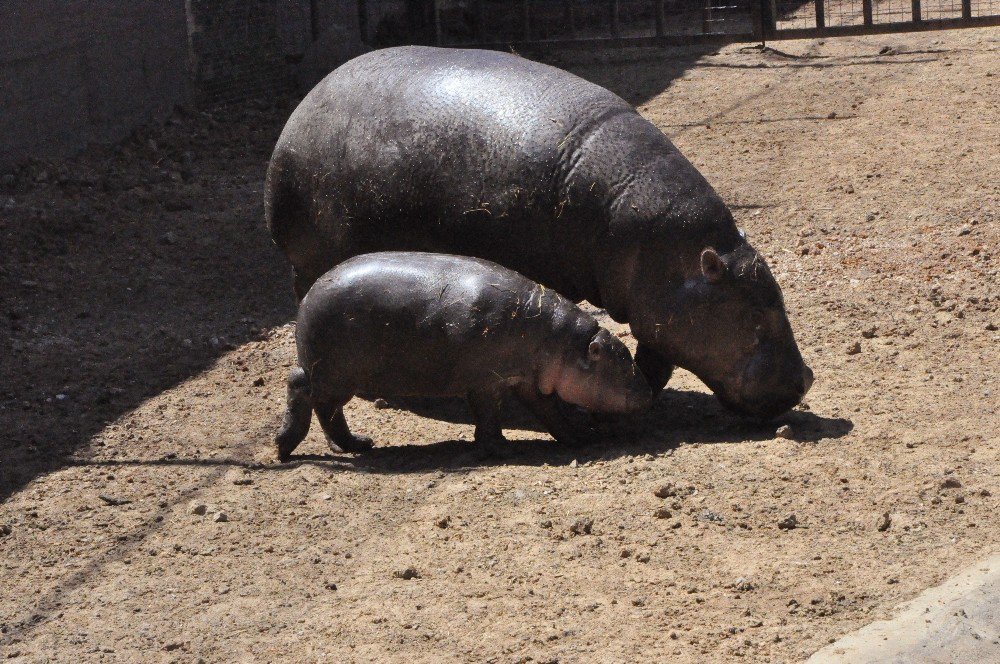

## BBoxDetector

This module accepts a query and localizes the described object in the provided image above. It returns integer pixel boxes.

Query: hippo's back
[266,46,661,300]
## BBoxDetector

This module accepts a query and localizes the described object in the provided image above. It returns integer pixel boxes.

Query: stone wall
[0,0,190,170]
[0,0,365,170]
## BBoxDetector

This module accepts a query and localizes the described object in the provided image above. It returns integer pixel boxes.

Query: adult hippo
[265,46,813,419]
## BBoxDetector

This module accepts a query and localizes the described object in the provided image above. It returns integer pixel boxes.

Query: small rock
[876,511,891,532]
[159,231,177,245]
[0,524,11,536]
[861,325,877,339]
[569,517,594,536]
[846,342,861,355]
[539,519,553,529]
[700,509,725,524]
[232,477,253,486]
[373,398,390,409]
[954,494,965,504]
[569,459,578,468]
[394,567,420,580]
[653,507,672,519]
[980,489,992,497]
[252,377,265,387]
[99,494,130,506]
[777,514,798,530]
[775,425,793,440]
[653,483,678,498]
[826,111,837,119]
[986,323,998,332]
[735,578,754,592]
[189,502,208,516]
[941,477,963,489]
[213,512,228,522]
[957,225,972,236]
[324,582,338,591]
[436,516,451,529]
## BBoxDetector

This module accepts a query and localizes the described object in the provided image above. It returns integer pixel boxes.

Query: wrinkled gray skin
[266,46,813,420]
[275,252,652,461]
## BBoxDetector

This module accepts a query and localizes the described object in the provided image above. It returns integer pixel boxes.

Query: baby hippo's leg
[276,367,313,462]
[515,384,600,448]
[467,387,511,457]
[314,397,374,453]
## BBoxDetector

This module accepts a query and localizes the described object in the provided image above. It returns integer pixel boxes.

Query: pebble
[846,341,861,355]
[861,325,877,339]
[569,517,594,536]
[373,398,390,409]
[941,477,962,489]
[777,514,798,530]
[957,225,972,236]
[159,231,177,245]
[0,524,11,536]
[436,516,451,529]
[653,507,672,519]
[876,511,891,532]
[775,425,793,440]
[213,512,229,522]
[653,483,678,498]
[189,502,207,516]
[393,567,420,580]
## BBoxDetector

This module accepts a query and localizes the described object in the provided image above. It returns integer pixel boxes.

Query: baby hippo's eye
[751,311,766,340]
[587,339,603,361]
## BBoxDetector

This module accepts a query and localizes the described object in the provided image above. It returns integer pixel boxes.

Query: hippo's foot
[276,367,313,463]
[635,343,674,394]
[474,433,513,460]
[326,433,375,454]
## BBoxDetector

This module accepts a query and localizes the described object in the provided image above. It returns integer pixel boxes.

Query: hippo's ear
[587,339,603,362]
[701,248,727,284]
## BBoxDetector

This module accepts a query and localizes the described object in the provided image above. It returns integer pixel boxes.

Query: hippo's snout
[799,364,815,398]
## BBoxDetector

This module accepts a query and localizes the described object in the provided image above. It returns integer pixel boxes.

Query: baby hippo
[275,252,651,461]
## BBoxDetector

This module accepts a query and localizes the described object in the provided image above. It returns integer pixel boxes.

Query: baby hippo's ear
[588,338,603,362]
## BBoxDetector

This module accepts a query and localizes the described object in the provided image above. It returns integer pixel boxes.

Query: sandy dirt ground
[1,27,998,664]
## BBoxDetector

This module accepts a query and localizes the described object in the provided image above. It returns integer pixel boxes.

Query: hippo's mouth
[704,363,811,422]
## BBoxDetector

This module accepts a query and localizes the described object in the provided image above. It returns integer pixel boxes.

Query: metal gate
[414,0,1000,48]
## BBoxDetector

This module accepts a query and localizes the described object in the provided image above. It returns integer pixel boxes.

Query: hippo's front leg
[515,386,600,448]
[466,387,512,457]
[634,342,674,394]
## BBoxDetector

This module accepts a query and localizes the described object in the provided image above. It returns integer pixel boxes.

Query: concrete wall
[0,0,364,170]
[0,1,190,170]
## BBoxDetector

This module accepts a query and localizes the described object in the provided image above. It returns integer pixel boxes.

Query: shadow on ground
[70,388,853,475]
[0,104,297,503]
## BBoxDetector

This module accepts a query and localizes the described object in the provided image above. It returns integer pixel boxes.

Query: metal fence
[390,0,1000,47]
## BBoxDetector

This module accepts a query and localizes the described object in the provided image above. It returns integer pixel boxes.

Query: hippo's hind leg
[467,387,511,457]
[276,367,313,462]
[635,342,675,394]
[314,397,374,454]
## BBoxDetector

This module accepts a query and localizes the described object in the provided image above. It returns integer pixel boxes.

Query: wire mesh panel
[774,0,818,28]
[971,0,1000,16]
[421,0,1000,46]
[439,0,758,44]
